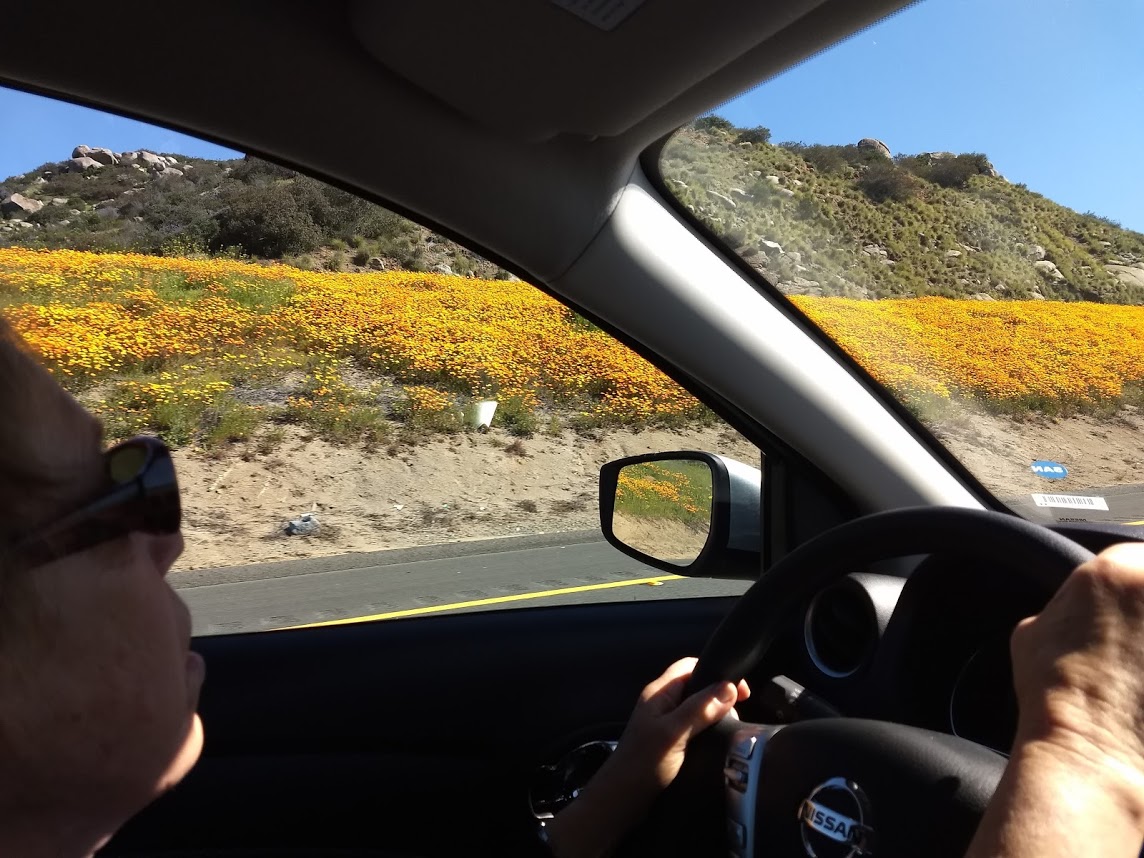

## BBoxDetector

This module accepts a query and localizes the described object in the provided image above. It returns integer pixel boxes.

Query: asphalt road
[174,531,748,636]
[176,484,1144,636]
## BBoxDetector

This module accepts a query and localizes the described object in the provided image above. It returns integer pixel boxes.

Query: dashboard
[745,522,1144,755]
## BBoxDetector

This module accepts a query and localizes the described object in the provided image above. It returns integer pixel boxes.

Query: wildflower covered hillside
[1,248,1142,453]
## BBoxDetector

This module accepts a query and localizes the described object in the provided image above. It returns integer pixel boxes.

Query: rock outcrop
[1,192,44,217]
[857,138,892,159]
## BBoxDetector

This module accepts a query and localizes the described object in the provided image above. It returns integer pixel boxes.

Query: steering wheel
[635,507,1094,858]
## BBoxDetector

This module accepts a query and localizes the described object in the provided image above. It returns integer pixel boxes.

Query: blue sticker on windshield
[1031,460,1068,479]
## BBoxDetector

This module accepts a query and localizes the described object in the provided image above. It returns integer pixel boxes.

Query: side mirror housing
[599,451,761,579]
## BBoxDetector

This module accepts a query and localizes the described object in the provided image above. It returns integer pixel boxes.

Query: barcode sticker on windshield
[1031,493,1109,511]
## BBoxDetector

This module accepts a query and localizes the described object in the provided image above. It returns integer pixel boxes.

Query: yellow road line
[1126,519,1144,526]
[282,574,684,630]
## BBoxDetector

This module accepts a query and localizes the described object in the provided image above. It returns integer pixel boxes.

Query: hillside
[3,133,1142,305]
[0,146,509,278]
[660,120,1144,303]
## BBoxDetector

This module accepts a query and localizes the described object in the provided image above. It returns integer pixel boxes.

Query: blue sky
[0,89,242,178]
[1,0,1141,232]
[717,0,1143,232]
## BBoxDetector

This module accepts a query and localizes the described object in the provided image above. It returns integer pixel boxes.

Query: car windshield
[657,0,1143,527]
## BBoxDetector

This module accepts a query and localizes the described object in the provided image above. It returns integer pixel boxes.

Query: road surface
[173,531,748,635]
[176,485,1144,636]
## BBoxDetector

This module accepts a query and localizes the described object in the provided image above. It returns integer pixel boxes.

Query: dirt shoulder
[930,404,1144,497]
[173,424,759,571]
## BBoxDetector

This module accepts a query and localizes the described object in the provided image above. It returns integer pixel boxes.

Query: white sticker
[1031,493,1109,511]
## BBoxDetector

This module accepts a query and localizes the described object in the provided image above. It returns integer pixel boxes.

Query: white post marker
[470,399,498,431]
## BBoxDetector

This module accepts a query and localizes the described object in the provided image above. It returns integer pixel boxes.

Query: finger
[639,657,698,702]
[665,682,737,744]
[642,670,693,713]
[737,679,751,701]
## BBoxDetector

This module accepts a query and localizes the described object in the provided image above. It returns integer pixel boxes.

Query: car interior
[3,1,1143,856]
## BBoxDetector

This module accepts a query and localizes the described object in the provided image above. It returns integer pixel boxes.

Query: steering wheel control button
[798,777,875,858]
[731,735,757,761]
[723,762,749,791]
[726,818,746,847]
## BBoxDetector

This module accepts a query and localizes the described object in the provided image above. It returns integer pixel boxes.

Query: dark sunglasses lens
[108,443,149,483]
[109,439,181,534]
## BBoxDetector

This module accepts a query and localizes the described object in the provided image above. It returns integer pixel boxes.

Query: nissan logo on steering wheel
[798,777,876,858]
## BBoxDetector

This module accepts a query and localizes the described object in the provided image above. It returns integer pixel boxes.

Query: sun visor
[349,0,829,142]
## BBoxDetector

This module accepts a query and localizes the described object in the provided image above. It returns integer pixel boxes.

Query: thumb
[666,681,737,743]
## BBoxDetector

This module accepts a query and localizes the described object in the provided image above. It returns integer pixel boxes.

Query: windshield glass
[658,0,1143,527]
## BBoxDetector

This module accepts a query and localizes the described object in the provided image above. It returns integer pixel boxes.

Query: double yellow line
[284,574,683,630]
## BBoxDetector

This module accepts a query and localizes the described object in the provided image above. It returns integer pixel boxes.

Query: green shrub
[736,126,772,145]
[493,395,540,437]
[856,163,917,203]
[693,115,734,134]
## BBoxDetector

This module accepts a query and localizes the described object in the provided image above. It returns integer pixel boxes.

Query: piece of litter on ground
[646,580,664,586]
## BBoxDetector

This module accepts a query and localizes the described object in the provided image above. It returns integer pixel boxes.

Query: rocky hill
[660,120,1144,303]
[3,130,1143,302]
[0,146,509,278]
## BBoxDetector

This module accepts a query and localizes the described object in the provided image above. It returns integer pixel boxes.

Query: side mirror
[599,451,761,579]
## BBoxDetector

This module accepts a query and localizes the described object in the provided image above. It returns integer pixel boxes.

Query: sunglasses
[11,436,181,571]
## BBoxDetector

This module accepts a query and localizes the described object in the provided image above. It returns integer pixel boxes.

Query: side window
[0,88,759,634]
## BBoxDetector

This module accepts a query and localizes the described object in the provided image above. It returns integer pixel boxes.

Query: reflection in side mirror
[600,451,762,579]
[612,460,714,566]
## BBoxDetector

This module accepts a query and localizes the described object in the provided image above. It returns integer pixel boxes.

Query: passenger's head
[0,320,203,855]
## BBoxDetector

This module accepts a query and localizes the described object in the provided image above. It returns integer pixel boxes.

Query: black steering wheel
[632,507,1094,858]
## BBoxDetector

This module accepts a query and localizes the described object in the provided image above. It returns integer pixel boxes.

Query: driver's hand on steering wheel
[545,657,749,858]
[969,542,1144,858]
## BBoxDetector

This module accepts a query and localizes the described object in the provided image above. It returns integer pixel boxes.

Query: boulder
[1107,264,1144,291]
[862,244,888,257]
[1033,260,1064,281]
[857,138,892,159]
[729,187,753,201]
[71,145,92,159]
[784,251,802,264]
[119,151,139,163]
[945,249,962,258]
[86,147,119,166]
[765,175,781,185]
[137,151,165,167]
[777,188,795,198]
[1,193,44,217]
[707,189,736,208]
[760,239,783,254]
[367,256,386,270]
[49,197,68,206]
[785,276,824,297]
[1025,244,1046,261]
[433,263,454,275]
[67,156,102,172]
[154,167,184,179]
[970,293,996,301]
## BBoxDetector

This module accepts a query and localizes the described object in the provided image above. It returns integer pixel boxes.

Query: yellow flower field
[0,247,1141,447]
[790,296,1144,410]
